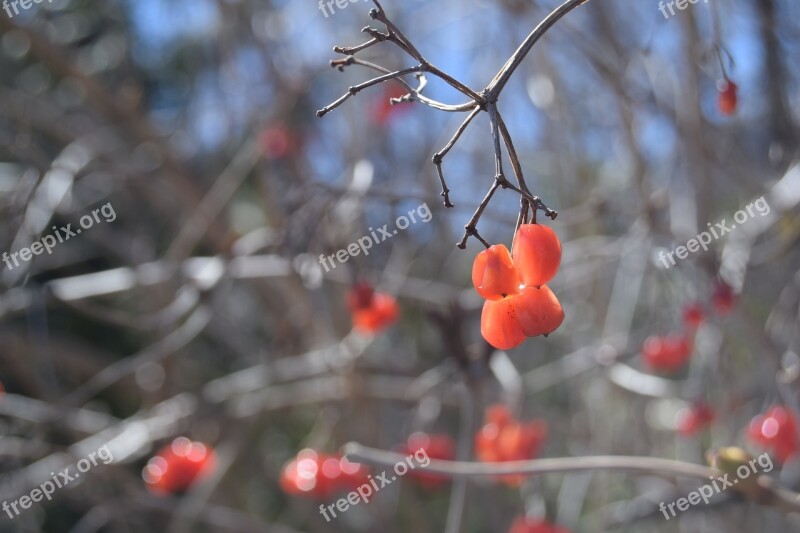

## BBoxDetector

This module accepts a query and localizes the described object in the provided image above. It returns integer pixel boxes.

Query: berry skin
[143,438,217,495]
[682,302,705,330]
[481,297,526,350]
[472,244,521,300]
[676,403,715,436]
[512,224,562,287]
[348,283,399,334]
[641,334,692,373]
[747,406,799,464]
[514,285,565,337]
[718,80,738,116]
[402,432,455,489]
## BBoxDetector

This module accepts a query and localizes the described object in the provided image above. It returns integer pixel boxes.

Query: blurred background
[0,0,799,531]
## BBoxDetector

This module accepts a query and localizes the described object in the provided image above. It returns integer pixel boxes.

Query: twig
[432,107,481,208]
[486,0,590,97]
[317,66,422,118]
[319,0,580,246]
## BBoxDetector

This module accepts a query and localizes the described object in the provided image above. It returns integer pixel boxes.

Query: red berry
[349,285,399,334]
[472,244,521,300]
[747,406,799,464]
[711,282,735,315]
[682,302,705,330]
[346,281,375,312]
[485,404,513,427]
[641,334,693,373]
[718,80,738,116]
[280,450,368,498]
[260,125,294,159]
[514,285,565,337]
[143,438,217,494]
[475,408,547,486]
[512,224,562,287]
[481,296,526,350]
[676,403,715,436]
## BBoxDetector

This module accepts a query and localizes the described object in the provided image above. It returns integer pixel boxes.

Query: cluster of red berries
[748,406,799,465]
[718,79,738,116]
[640,282,735,373]
[347,282,399,334]
[400,432,455,489]
[475,405,548,486]
[509,517,571,533]
[143,437,217,494]
[473,224,565,350]
[280,449,370,498]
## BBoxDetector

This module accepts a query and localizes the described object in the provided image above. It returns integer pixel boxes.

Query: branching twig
[432,107,481,208]
[318,0,585,247]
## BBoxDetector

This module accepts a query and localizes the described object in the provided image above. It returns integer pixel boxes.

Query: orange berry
[512,224,562,287]
[472,244,521,300]
[514,285,564,337]
[352,292,398,333]
[718,80,737,116]
[481,297,526,350]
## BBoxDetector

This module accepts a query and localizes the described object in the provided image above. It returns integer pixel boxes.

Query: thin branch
[329,57,477,112]
[433,107,481,208]
[368,0,483,102]
[317,66,422,117]
[457,180,500,249]
[486,0,590,97]
[333,36,382,56]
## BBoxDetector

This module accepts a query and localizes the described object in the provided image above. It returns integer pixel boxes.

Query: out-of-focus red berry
[676,403,715,436]
[143,438,217,494]
[485,404,513,427]
[682,302,705,330]
[260,125,294,159]
[402,432,455,489]
[747,406,799,464]
[641,334,693,373]
[280,449,369,498]
[475,407,547,486]
[718,80,738,116]
[711,282,735,316]
[347,282,399,334]
[371,84,412,124]
[508,516,571,533]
